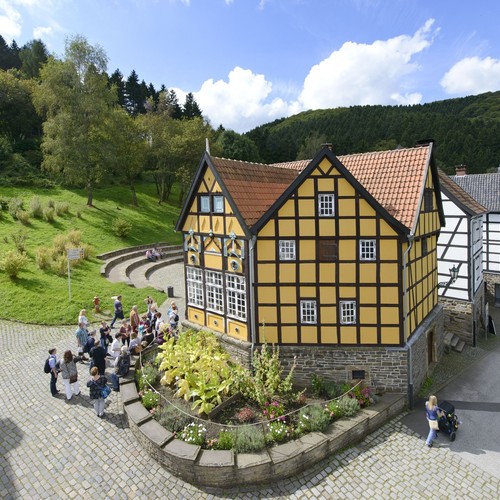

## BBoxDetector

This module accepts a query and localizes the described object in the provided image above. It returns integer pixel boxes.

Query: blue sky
[2,0,500,132]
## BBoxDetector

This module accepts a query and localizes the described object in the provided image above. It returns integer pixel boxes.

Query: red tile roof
[211,145,432,231]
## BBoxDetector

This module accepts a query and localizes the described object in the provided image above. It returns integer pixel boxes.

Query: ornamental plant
[141,389,160,410]
[262,400,286,421]
[179,422,207,446]
[235,407,255,423]
[158,329,238,415]
[297,404,330,433]
[348,385,373,407]
[266,420,289,443]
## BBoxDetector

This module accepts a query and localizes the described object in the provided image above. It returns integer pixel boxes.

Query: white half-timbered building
[437,171,488,345]
[451,167,500,307]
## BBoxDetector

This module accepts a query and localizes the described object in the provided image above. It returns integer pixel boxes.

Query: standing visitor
[129,305,140,334]
[59,350,81,400]
[425,395,444,448]
[99,320,112,353]
[89,341,106,375]
[47,348,60,396]
[78,309,89,329]
[110,332,123,360]
[87,366,108,418]
[110,295,124,328]
[75,322,90,362]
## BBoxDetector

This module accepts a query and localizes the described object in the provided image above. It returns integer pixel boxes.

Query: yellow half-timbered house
[176,143,446,400]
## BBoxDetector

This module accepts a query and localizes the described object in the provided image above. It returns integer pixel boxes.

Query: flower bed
[134,329,378,453]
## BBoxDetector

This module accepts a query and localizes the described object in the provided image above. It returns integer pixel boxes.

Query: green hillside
[246,91,500,173]
[0,183,182,325]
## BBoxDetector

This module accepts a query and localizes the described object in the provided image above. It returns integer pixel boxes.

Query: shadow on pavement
[0,417,24,499]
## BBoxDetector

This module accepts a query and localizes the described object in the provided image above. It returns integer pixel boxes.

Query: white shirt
[111,338,121,358]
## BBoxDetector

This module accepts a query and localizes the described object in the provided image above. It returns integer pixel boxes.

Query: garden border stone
[121,370,406,488]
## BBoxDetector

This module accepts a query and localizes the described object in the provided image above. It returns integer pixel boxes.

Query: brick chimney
[455,165,467,176]
[321,143,333,151]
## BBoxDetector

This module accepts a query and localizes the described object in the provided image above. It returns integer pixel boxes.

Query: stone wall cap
[198,449,234,467]
[139,418,173,447]
[163,439,200,461]
[236,450,271,469]
[125,401,152,425]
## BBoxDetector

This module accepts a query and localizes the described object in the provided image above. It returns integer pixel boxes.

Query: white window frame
[318,193,335,217]
[213,195,224,213]
[360,240,376,261]
[300,300,317,324]
[340,301,357,324]
[205,270,224,313]
[186,266,203,307]
[279,240,296,260]
[200,195,210,213]
[226,274,246,320]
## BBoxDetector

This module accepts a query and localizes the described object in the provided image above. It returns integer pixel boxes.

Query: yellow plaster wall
[227,319,247,341]
[204,254,222,270]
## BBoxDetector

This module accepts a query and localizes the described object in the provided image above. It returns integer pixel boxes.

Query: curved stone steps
[127,254,184,290]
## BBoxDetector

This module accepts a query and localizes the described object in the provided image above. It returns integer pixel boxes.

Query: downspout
[402,234,415,408]
[249,235,257,369]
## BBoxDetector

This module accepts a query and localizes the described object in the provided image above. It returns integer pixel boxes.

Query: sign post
[67,248,84,302]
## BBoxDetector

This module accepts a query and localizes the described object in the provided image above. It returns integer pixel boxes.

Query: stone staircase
[97,243,184,292]
[444,331,466,353]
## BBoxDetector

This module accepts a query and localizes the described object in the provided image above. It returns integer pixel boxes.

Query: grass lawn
[0,182,183,325]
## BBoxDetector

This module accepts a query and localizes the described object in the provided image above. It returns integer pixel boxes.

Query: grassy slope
[0,182,183,325]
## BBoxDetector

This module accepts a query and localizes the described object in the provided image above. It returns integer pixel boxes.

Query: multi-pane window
[213,195,224,213]
[205,270,224,313]
[319,240,338,261]
[186,266,203,306]
[300,300,317,324]
[360,240,376,261]
[226,274,246,320]
[318,193,335,217]
[200,195,210,213]
[279,240,296,260]
[340,301,356,324]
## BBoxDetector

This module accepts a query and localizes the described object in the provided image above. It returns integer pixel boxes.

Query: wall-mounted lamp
[438,265,459,288]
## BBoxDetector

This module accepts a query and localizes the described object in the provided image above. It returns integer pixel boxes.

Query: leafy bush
[55,202,70,216]
[158,330,237,415]
[136,363,159,392]
[337,395,360,417]
[16,210,30,225]
[0,196,9,210]
[113,217,132,238]
[1,250,29,279]
[215,429,234,450]
[52,234,68,256]
[310,373,324,397]
[232,425,266,453]
[297,404,330,433]
[81,243,95,260]
[35,247,52,270]
[310,374,343,399]
[29,196,43,218]
[237,342,302,408]
[51,255,68,276]
[179,422,206,446]
[8,197,23,219]
[10,229,28,253]
[262,400,286,421]
[154,404,191,433]
[43,207,55,222]
[348,385,373,408]
[47,199,55,208]
[141,389,160,410]
[67,229,82,246]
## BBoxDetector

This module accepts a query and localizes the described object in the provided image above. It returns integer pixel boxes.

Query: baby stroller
[438,400,460,441]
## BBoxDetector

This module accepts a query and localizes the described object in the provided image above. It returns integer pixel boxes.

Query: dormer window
[200,195,210,213]
[213,195,224,213]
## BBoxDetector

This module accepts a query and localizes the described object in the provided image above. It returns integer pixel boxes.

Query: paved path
[1,320,500,499]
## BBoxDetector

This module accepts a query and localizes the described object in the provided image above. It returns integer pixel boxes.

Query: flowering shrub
[326,399,342,420]
[215,429,234,450]
[235,407,255,423]
[296,404,330,433]
[262,400,286,421]
[141,389,160,410]
[267,420,289,443]
[348,385,373,407]
[179,422,207,446]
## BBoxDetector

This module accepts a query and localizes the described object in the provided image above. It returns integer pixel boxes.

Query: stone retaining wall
[121,373,405,488]
[485,272,500,307]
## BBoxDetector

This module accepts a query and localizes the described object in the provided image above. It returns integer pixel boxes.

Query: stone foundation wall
[439,288,485,345]
[485,272,500,307]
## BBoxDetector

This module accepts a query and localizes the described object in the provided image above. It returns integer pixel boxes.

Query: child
[87,366,108,418]
[119,319,131,346]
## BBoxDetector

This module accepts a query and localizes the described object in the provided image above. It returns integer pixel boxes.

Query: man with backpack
[45,348,60,396]
[111,346,131,391]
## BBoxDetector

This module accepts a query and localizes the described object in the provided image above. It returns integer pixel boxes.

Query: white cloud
[195,66,298,132]
[192,20,438,132]
[0,0,22,40]
[298,19,437,109]
[440,56,500,95]
[33,25,52,38]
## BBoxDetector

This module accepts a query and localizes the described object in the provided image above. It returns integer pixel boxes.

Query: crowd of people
[46,295,181,418]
